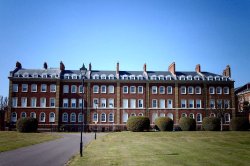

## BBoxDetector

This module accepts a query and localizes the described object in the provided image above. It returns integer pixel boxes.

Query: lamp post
[80,63,87,157]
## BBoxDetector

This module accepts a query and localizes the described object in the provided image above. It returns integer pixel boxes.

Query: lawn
[0,131,61,152]
[68,131,250,166]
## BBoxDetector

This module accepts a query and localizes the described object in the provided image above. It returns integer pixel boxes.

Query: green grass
[68,131,250,166]
[0,131,61,152]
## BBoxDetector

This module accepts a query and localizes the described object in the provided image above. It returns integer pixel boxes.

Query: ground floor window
[21,112,26,118]
[108,113,114,122]
[167,113,173,120]
[40,112,46,122]
[30,112,36,118]
[224,113,230,123]
[49,112,55,122]
[123,112,128,122]
[11,112,17,122]
[62,113,68,122]
[196,113,202,122]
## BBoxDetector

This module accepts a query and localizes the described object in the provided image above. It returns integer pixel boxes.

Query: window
[138,86,143,94]
[62,113,68,122]
[13,84,18,92]
[40,98,46,107]
[93,113,98,122]
[208,76,213,81]
[108,74,115,80]
[50,84,56,92]
[189,113,194,119]
[167,86,172,94]
[31,98,37,107]
[152,113,158,123]
[12,97,18,107]
[63,99,68,108]
[167,113,173,120]
[63,85,69,93]
[210,99,215,108]
[188,86,194,94]
[224,113,230,123]
[108,85,114,93]
[194,76,200,80]
[100,98,106,108]
[79,99,83,108]
[223,87,229,94]
[101,113,106,122]
[93,74,99,79]
[41,84,47,92]
[159,99,165,108]
[151,75,157,80]
[224,100,230,109]
[108,113,114,122]
[196,99,201,108]
[93,98,99,108]
[130,86,136,93]
[11,112,17,122]
[122,75,128,80]
[181,99,187,108]
[93,85,99,93]
[131,113,136,117]
[70,113,76,122]
[78,113,83,122]
[215,76,220,81]
[196,113,202,122]
[179,76,185,80]
[209,87,215,94]
[108,99,114,108]
[195,87,201,94]
[152,99,158,108]
[22,84,28,92]
[210,113,216,117]
[130,75,136,80]
[71,85,77,93]
[101,85,106,93]
[181,113,187,117]
[30,112,36,118]
[71,99,76,108]
[159,75,164,80]
[31,84,37,92]
[137,75,143,80]
[72,74,77,79]
[189,100,194,108]
[21,97,27,107]
[21,112,26,118]
[167,99,173,108]
[216,87,222,94]
[101,74,106,79]
[40,112,46,122]
[79,85,84,93]
[49,112,55,122]
[181,86,186,94]
[152,86,157,94]
[130,99,136,108]
[123,86,128,93]
[50,98,55,107]
[138,99,143,108]
[138,113,144,116]
[217,99,222,108]
[187,76,192,80]
[166,75,172,80]
[160,113,165,117]
[159,86,165,94]
[123,99,128,108]
[123,112,128,122]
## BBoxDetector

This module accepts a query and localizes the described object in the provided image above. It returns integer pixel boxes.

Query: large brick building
[235,83,250,120]
[7,61,235,131]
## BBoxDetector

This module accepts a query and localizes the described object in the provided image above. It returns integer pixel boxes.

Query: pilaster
[116,82,121,124]
[7,80,12,125]
[146,82,150,117]
[174,82,179,124]
[231,85,236,118]
[55,80,61,128]
[87,82,91,124]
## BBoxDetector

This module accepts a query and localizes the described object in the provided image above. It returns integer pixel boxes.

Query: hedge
[202,117,220,131]
[179,117,196,131]
[126,116,150,132]
[155,117,173,131]
[16,117,38,132]
[230,117,249,131]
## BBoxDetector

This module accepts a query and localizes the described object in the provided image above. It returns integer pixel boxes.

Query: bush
[202,117,220,131]
[126,116,150,132]
[179,117,196,131]
[16,117,38,132]
[230,117,249,131]
[155,117,173,131]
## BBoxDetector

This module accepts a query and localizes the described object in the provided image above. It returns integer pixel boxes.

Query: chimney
[60,61,65,71]
[116,62,119,74]
[168,62,175,75]
[16,61,22,69]
[143,63,147,72]
[223,65,231,77]
[43,62,48,69]
[195,64,201,73]
[89,63,92,71]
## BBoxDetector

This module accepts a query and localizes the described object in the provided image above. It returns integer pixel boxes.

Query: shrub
[179,117,196,131]
[126,116,150,132]
[230,117,249,131]
[16,117,38,132]
[202,117,220,131]
[155,117,173,131]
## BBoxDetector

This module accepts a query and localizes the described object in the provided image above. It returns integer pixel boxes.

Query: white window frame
[123,86,128,94]
[123,112,128,122]
[11,112,17,122]
[93,98,99,108]
[138,86,143,94]
[167,99,173,108]
[101,113,106,122]
[152,99,158,108]
[93,85,99,93]
[216,87,222,94]
[49,112,55,122]
[224,113,230,123]
[78,113,83,122]
[167,113,173,120]
[188,86,194,94]
[100,98,106,108]
[209,87,215,94]
[210,99,215,108]
[63,98,69,108]
[31,84,37,92]
[13,84,18,92]
[189,113,194,119]
[223,87,229,94]
[108,113,114,122]
[41,84,47,92]
[22,84,28,92]
[138,99,143,108]
[195,86,201,94]
[196,99,201,108]
[108,98,114,108]
[189,99,194,108]
[62,113,68,122]
[130,99,136,108]
[224,100,230,109]
[159,99,165,108]
[21,112,27,118]
[196,113,202,122]
[21,97,27,107]
[167,86,172,94]
[31,97,37,107]
[152,86,157,94]
[181,86,186,94]
[63,85,69,93]
[50,84,56,92]
[181,99,187,108]
[30,112,36,118]
[130,86,136,94]
[71,98,77,108]
[108,85,114,94]
[101,85,107,93]
[123,99,128,108]
[70,113,76,122]
[40,112,46,122]
[159,86,165,94]
[93,113,98,122]
[71,85,77,93]
[79,85,84,93]
[12,97,18,107]
[50,98,55,107]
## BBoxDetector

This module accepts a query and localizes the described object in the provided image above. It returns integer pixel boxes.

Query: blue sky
[0,0,250,97]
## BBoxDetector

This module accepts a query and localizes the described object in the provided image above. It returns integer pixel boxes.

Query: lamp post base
[80,142,83,157]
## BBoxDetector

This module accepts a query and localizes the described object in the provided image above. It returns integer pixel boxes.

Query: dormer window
[151,75,157,80]
[187,75,192,80]
[122,75,128,80]
[158,75,164,80]
[130,75,136,80]
[42,73,47,78]
[23,73,29,78]
[33,73,38,78]
[207,76,213,81]
[222,77,227,81]
[51,74,57,78]
[194,76,200,80]
[108,74,114,80]
[137,75,143,80]
[72,74,78,79]
[215,76,220,81]
[101,74,106,80]
[64,74,70,79]
[166,75,172,80]
[179,75,185,80]
[93,74,99,79]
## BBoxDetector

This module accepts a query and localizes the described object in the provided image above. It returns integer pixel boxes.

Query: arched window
[189,113,194,119]
[93,74,99,79]
[194,75,200,80]
[101,113,106,122]
[78,113,83,122]
[196,113,202,122]
[108,113,114,122]
[160,113,165,117]
[224,113,230,123]
[209,87,215,94]
[166,75,172,80]
[167,113,173,120]
[158,75,164,80]
[181,113,187,117]
[210,113,216,117]
[40,112,46,122]
[216,87,222,94]
[21,112,26,118]
[152,112,158,123]
[137,75,143,80]
[215,76,220,81]
[131,113,136,117]
[11,112,17,122]
[101,74,106,79]
[30,112,36,118]
[49,112,55,122]
[138,113,143,116]
[179,75,185,80]
[122,75,128,80]
[93,113,98,122]
[71,85,77,93]
[123,112,128,123]
[70,113,76,122]
[63,85,69,93]
[108,74,115,80]
[130,75,136,80]
[195,86,201,94]
[187,75,192,80]
[62,113,68,122]
[79,85,84,93]
[151,75,157,80]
